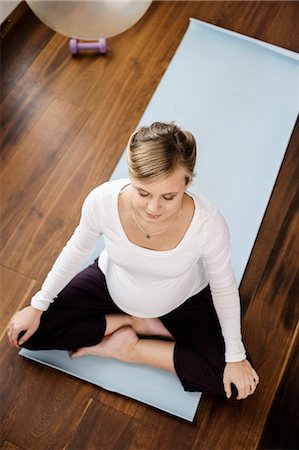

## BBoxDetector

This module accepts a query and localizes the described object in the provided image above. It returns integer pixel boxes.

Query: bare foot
[132,317,174,340]
[70,326,138,362]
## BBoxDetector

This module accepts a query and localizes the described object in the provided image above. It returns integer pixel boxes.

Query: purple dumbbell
[69,37,108,55]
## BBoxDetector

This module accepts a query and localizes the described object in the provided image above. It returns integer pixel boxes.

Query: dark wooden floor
[1,2,298,449]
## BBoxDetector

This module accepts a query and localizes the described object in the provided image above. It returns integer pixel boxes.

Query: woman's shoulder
[81,179,130,219]
[188,190,217,218]
[189,191,229,236]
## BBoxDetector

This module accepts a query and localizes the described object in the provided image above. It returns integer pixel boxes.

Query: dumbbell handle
[77,42,100,50]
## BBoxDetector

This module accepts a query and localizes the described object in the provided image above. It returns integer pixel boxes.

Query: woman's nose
[147,197,160,212]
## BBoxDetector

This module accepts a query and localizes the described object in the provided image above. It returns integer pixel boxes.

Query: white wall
[0,1,21,24]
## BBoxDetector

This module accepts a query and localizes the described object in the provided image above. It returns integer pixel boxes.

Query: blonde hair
[127,122,196,184]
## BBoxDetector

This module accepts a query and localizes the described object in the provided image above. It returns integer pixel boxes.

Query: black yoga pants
[23,260,228,397]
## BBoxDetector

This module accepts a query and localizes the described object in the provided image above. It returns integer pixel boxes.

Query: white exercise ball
[26,1,152,40]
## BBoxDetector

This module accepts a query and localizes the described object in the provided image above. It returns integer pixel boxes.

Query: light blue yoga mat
[20,18,299,421]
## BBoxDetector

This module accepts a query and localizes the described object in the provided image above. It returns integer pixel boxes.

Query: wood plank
[0,265,36,342]
[97,390,146,420]
[0,79,53,168]
[0,125,112,281]
[130,406,199,450]
[65,398,137,450]
[258,327,299,450]
[0,6,54,99]
[1,441,25,450]
[13,29,111,114]
[265,2,299,52]
[0,32,86,168]
[191,191,298,449]
[0,98,90,251]
[0,340,99,449]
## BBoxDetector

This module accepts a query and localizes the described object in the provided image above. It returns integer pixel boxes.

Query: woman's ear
[185,175,192,189]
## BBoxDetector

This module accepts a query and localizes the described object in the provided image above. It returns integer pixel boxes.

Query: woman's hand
[7,306,43,348]
[223,359,259,400]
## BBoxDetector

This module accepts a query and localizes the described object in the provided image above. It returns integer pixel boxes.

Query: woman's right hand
[7,306,43,348]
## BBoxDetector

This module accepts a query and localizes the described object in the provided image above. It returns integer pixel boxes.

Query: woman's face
[130,165,191,224]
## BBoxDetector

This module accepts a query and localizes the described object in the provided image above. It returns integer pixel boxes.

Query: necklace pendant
[146,234,150,239]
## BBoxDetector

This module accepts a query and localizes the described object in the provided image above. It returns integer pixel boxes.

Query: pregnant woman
[7,121,259,400]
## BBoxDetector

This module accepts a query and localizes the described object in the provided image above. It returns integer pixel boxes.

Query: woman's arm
[201,210,245,362]
[201,210,259,398]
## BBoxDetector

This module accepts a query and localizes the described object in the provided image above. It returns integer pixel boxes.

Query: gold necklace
[131,201,183,239]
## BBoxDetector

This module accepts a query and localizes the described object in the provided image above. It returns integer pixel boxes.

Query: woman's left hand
[223,359,259,400]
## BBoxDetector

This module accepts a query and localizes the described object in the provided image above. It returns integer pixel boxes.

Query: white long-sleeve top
[31,179,246,362]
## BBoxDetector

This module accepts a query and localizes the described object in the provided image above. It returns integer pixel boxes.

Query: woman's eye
[138,192,149,197]
[163,196,175,201]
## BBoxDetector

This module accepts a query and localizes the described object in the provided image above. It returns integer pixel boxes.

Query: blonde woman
[7,122,259,400]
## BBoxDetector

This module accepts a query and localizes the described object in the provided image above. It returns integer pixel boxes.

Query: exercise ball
[26,1,152,40]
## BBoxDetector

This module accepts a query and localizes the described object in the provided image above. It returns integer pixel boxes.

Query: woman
[7,122,259,400]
